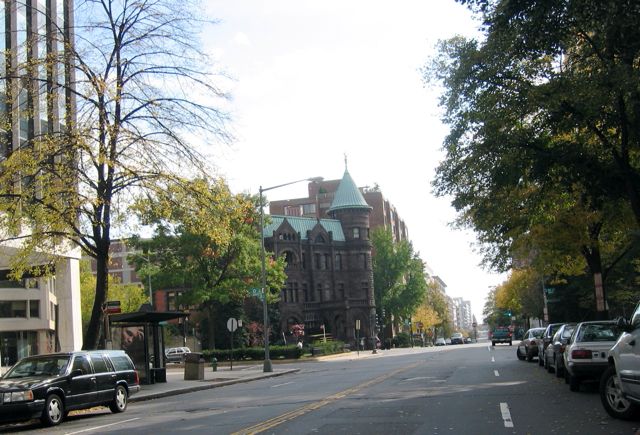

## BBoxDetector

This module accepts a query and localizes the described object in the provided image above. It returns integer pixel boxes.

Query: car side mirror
[616,317,633,333]
[70,369,83,378]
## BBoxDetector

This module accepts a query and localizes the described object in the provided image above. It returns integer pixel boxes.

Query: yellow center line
[232,361,422,435]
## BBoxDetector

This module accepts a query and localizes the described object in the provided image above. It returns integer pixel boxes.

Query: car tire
[110,385,128,413]
[492,341,495,346]
[555,356,564,378]
[509,341,512,346]
[539,351,545,366]
[568,373,580,392]
[600,366,638,420]
[41,393,64,426]
[546,356,554,373]
[516,348,525,361]
[526,347,534,362]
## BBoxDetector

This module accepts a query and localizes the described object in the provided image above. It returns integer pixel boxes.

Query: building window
[324,254,331,270]
[353,228,360,239]
[335,254,342,270]
[315,253,321,269]
[0,301,27,318]
[29,300,39,318]
[293,282,299,303]
[360,254,368,269]
[317,283,323,301]
[338,283,345,300]
[302,203,316,214]
[282,288,287,303]
[284,206,302,216]
[361,282,369,298]
[303,283,308,302]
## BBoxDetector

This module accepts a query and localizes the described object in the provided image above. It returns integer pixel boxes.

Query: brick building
[270,178,408,243]
[263,168,377,347]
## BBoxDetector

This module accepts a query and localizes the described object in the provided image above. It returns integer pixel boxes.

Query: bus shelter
[109,309,187,385]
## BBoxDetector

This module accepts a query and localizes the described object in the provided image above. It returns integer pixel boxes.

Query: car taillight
[134,370,140,385]
[571,349,592,359]
[559,344,566,353]
[508,333,512,337]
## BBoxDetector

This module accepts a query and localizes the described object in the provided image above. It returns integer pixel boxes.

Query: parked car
[600,301,640,420]
[491,326,513,346]
[543,323,576,377]
[538,323,564,367]
[516,327,545,362]
[564,321,621,392]
[165,347,191,363]
[0,350,139,427]
[450,333,464,345]
[464,337,473,344]
[435,337,446,346]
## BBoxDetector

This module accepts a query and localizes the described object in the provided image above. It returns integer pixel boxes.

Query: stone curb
[129,368,300,403]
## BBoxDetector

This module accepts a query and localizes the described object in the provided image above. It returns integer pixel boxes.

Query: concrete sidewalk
[130,364,300,403]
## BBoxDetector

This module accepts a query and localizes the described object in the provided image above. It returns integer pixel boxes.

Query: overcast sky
[202,0,507,322]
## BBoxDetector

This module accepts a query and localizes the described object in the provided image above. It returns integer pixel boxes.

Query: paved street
[3,342,639,434]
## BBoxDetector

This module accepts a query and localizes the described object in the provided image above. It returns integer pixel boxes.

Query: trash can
[211,357,217,371]
[151,367,167,383]
[184,352,205,380]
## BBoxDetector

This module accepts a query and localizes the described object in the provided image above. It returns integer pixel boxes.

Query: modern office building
[0,0,81,365]
[263,168,376,347]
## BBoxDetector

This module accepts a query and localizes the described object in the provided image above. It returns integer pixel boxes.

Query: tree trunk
[83,246,109,349]
[208,304,216,349]
[582,224,608,320]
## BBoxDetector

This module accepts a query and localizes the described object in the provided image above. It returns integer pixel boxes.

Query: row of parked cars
[516,301,640,420]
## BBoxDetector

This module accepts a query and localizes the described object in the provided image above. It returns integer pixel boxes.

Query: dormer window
[353,228,360,239]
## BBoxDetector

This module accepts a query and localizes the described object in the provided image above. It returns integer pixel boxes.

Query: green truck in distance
[490,326,512,346]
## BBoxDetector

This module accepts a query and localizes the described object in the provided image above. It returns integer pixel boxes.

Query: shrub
[393,332,411,348]
[202,345,303,361]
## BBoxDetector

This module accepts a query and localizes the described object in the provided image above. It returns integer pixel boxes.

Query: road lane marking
[491,356,495,362]
[232,361,422,435]
[494,370,499,377]
[271,381,294,388]
[64,417,140,434]
[500,402,514,428]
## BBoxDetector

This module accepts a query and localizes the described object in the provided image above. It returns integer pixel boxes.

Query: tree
[426,1,640,318]
[79,260,146,334]
[372,228,427,334]
[129,177,286,349]
[0,0,230,349]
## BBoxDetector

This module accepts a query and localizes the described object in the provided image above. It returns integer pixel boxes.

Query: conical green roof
[328,170,372,213]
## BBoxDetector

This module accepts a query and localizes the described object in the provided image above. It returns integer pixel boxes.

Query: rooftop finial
[344,153,348,171]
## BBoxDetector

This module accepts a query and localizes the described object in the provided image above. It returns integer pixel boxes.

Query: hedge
[202,345,303,361]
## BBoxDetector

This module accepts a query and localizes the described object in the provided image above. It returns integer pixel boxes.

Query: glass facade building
[0,0,80,366]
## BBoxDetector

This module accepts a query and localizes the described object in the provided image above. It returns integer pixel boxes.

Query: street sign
[250,287,264,300]
[103,300,121,314]
[227,317,238,332]
[472,322,477,328]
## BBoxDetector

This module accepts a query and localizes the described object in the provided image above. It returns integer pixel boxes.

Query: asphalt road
[5,342,640,434]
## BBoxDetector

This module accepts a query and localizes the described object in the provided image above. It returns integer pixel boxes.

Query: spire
[328,166,371,213]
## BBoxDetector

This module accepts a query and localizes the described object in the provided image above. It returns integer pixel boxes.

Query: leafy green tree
[129,177,286,349]
[426,1,640,318]
[372,228,427,334]
[79,260,147,335]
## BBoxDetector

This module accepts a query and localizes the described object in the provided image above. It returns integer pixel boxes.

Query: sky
[201,0,508,322]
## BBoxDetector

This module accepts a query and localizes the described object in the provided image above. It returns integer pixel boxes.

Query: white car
[600,302,640,420]
[563,321,620,392]
[165,347,191,363]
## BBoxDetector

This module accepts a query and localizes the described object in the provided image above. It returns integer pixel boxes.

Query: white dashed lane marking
[494,370,500,377]
[500,402,514,428]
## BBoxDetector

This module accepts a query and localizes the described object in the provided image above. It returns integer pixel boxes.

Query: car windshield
[4,356,70,379]
[562,325,575,339]
[576,324,620,342]
[531,329,544,338]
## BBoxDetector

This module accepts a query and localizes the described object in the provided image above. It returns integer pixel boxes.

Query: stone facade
[264,170,377,347]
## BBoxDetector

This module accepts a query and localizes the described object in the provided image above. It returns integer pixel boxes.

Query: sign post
[227,317,239,371]
[355,319,361,356]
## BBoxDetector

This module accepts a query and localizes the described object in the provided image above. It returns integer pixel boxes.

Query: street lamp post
[259,177,322,373]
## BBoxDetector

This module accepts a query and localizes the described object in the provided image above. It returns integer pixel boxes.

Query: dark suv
[0,350,139,427]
